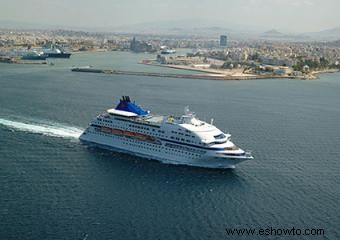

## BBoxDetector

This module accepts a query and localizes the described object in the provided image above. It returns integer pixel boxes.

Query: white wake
[0,118,84,139]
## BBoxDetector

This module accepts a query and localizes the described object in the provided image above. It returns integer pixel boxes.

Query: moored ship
[43,45,71,58]
[80,96,253,168]
[21,51,47,60]
[160,47,176,54]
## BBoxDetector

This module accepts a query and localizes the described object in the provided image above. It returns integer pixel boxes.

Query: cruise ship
[80,96,253,168]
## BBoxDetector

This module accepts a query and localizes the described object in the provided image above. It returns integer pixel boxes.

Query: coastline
[71,64,340,81]
[309,69,339,78]
[2,49,338,80]
[140,59,339,80]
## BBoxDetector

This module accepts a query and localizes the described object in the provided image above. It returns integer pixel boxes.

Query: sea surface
[0,51,339,240]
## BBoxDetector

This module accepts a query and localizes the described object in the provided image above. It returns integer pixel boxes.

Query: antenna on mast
[184,106,190,115]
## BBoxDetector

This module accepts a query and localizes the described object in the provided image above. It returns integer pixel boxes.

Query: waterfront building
[220,35,227,47]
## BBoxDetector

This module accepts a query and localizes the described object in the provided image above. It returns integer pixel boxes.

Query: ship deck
[141,115,165,124]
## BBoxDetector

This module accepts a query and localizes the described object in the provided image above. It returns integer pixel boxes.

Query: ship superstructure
[80,96,253,168]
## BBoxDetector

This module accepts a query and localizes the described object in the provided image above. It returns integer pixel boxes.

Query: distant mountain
[0,20,100,32]
[318,27,340,35]
[0,20,46,30]
[0,19,259,38]
[259,29,308,41]
[111,19,263,38]
[303,27,340,40]
[262,29,285,37]
[1,18,339,42]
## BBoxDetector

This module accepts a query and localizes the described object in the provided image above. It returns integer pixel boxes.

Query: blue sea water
[0,51,339,239]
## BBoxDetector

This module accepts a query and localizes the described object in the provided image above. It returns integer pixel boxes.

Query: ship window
[214,133,226,139]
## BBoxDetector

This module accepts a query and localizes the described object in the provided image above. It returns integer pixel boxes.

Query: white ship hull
[80,129,250,169]
[80,96,253,169]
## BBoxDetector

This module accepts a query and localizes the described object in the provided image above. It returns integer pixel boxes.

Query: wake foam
[0,118,84,139]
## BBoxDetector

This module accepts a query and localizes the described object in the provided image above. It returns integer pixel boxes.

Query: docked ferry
[80,96,253,168]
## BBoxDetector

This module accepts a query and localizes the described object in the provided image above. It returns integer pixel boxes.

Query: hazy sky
[0,0,339,32]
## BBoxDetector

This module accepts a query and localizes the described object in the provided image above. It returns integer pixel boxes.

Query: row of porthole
[165,143,205,155]
[121,137,201,157]
[89,130,201,158]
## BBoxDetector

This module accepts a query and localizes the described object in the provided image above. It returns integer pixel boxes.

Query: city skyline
[0,0,339,33]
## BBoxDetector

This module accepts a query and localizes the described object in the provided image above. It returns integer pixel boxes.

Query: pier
[70,67,263,80]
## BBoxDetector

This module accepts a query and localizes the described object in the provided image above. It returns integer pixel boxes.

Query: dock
[0,56,16,63]
[0,56,47,64]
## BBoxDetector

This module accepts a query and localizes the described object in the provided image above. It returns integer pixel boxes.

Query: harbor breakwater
[70,67,277,80]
